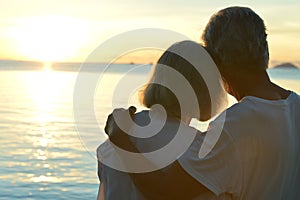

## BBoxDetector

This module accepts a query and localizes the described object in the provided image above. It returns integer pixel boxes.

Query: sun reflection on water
[31,175,61,183]
[21,66,85,186]
[0,70,107,198]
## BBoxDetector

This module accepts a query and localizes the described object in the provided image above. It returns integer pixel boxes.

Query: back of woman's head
[202,6,269,73]
[140,41,227,121]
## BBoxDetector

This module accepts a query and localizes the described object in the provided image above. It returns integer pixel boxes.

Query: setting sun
[10,15,89,62]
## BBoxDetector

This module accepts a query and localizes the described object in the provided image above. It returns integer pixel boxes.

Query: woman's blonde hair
[139,42,212,121]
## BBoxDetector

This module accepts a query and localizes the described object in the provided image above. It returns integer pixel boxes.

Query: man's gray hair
[202,6,269,72]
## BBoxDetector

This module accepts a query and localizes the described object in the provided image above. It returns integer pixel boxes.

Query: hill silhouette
[273,63,298,69]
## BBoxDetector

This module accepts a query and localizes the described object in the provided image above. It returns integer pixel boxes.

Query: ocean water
[0,64,299,200]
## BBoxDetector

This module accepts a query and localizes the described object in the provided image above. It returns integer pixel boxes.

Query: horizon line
[0,58,299,68]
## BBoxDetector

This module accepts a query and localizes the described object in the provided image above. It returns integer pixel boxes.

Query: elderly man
[102,6,300,199]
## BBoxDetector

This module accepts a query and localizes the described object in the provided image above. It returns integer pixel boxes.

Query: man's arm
[130,160,214,200]
[105,107,214,199]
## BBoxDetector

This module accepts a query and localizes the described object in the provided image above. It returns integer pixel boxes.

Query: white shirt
[178,92,300,199]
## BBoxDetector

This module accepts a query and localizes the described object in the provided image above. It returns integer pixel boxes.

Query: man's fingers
[105,109,126,136]
[112,108,126,115]
[104,106,136,137]
[104,113,113,135]
[129,106,137,118]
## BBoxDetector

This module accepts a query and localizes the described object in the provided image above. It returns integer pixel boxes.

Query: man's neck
[229,70,290,101]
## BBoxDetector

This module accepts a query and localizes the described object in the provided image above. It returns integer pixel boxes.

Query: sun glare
[43,62,52,72]
[11,15,89,62]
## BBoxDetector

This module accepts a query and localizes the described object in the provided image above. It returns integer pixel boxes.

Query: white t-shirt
[178,92,300,199]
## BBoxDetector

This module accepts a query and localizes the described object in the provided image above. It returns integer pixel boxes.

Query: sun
[43,62,52,71]
[11,15,88,62]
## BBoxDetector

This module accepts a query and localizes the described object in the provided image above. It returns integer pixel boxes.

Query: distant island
[273,63,299,69]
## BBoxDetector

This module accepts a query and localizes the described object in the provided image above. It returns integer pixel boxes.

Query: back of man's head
[202,6,269,74]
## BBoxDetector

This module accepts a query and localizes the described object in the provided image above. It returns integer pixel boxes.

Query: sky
[0,0,299,66]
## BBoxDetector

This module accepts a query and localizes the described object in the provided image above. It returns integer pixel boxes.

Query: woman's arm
[97,161,105,200]
[97,183,105,200]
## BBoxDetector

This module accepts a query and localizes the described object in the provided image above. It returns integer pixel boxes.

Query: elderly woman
[97,40,227,200]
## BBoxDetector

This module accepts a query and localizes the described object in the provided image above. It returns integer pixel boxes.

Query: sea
[0,61,299,199]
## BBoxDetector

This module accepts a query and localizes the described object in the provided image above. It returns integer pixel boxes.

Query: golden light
[10,15,89,62]
[30,71,59,113]
[43,62,52,71]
